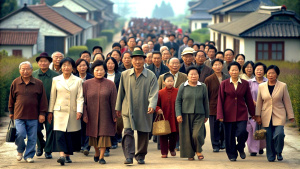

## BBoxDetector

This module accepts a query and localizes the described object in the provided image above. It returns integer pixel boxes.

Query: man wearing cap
[164,33,179,57]
[179,47,195,74]
[112,42,121,51]
[116,50,159,165]
[32,52,59,159]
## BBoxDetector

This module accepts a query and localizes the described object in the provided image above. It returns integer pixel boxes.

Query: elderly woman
[240,61,255,80]
[256,65,294,162]
[83,60,118,164]
[246,62,267,156]
[175,67,209,161]
[235,54,245,76]
[217,62,255,161]
[49,57,83,165]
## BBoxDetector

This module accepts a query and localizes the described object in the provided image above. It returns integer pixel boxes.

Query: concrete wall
[191,20,211,32]
[0,45,34,58]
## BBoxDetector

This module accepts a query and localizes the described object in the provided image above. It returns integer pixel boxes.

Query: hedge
[189,32,210,43]
[100,29,114,42]
[86,36,107,52]
[67,46,88,60]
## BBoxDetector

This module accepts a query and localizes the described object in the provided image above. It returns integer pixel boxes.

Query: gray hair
[19,61,33,69]
[162,49,171,55]
[51,51,64,58]
[160,46,169,53]
[142,44,149,48]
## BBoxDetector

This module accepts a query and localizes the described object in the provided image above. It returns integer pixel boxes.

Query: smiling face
[19,64,33,78]
[244,63,253,76]
[38,58,50,70]
[132,56,145,70]
[52,53,63,66]
[61,61,73,75]
[254,65,264,78]
[212,61,223,73]
[236,55,245,67]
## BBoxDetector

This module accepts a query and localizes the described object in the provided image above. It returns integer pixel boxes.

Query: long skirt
[179,114,206,158]
[89,136,111,148]
[52,130,81,155]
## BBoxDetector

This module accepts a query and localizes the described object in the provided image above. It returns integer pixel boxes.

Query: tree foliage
[272,0,300,16]
[152,0,175,19]
[0,0,17,18]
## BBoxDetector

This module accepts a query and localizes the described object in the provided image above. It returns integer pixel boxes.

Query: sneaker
[25,158,34,163]
[16,155,22,161]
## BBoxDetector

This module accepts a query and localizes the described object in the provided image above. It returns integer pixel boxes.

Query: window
[219,15,223,23]
[13,50,22,57]
[194,22,197,30]
[201,23,208,28]
[256,42,284,60]
[233,38,240,54]
[223,36,226,51]
[217,33,221,51]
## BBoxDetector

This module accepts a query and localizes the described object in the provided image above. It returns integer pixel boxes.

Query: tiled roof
[0,29,38,45]
[72,0,97,12]
[186,12,212,20]
[85,0,106,10]
[28,4,82,35]
[188,1,200,7]
[190,0,223,11]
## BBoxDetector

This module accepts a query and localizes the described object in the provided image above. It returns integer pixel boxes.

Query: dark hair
[79,50,91,58]
[136,39,143,44]
[92,46,102,52]
[111,49,121,57]
[183,35,189,39]
[192,44,200,49]
[208,45,217,53]
[228,61,241,71]
[106,52,112,58]
[163,73,174,81]
[209,41,215,46]
[104,56,118,72]
[152,51,162,57]
[186,66,199,75]
[215,51,224,57]
[93,53,105,61]
[122,51,132,58]
[211,58,224,66]
[242,61,254,73]
[91,60,105,74]
[119,39,127,46]
[199,43,205,48]
[253,62,267,75]
[235,54,245,61]
[60,57,75,69]
[112,42,121,48]
[134,46,142,50]
[128,36,136,42]
[75,58,90,73]
[266,65,280,76]
[147,40,154,44]
[196,50,206,58]
[188,38,194,43]
[224,49,234,55]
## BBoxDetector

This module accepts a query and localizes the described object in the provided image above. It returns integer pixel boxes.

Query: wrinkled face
[236,55,245,66]
[38,58,50,70]
[93,48,102,55]
[225,50,234,63]
[152,53,162,66]
[164,76,175,88]
[77,61,88,74]
[187,69,199,83]
[132,56,145,70]
[128,38,136,48]
[266,69,278,81]
[195,52,206,65]
[208,49,216,59]
[81,53,91,63]
[106,59,116,71]
[182,54,193,65]
[142,45,149,54]
[146,53,153,65]
[254,65,264,78]
[122,53,132,66]
[162,50,171,61]
[61,61,73,74]
[244,63,253,75]
[94,65,105,79]
[111,51,121,63]
[212,61,223,73]
[19,64,33,78]
[168,58,180,72]
[229,65,239,79]
[52,53,63,66]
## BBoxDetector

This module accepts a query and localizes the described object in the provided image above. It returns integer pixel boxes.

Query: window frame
[255,41,284,61]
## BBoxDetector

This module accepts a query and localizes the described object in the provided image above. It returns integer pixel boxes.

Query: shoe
[118,138,122,143]
[99,158,106,164]
[80,149,84,153]
[188,157,194,161]
[259,149,264,154]
[250,153,257,156]
[104,149,110,157]
[124,158,133,164]
[57,156,65,165]
[94,156,99,162]
[213,148,220,152]
[170,151,176,156]
[83,150,89,156]
[16,154,22,161]
[45,152,52,159]
[25,158,34,163]
[111,145,118,149]
[137,159,145,164]
[161,155,167,158]
[268,159,275,162]
[65,156,72,163]
[220,143,226,149]
[229,158,236,161]
[239,151,246,159]
[36,149,43,156]
[277,153,283,161]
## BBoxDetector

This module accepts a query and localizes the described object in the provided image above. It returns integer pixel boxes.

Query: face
[266,69,278,81]
[164,76,175,88]
[225,50,234,63]
[81,53,91,63]
[245,63,253,75]
[212,61,223,73]
[106,59,116,71]
[208,49,216,59]
[52,53,63,66]
[183,37,188,44]
[128,38,136,48]
[77,61,88,74]
[148,42,154,49]
[152,53,162,66]
[188,69,199,83]
[229,65,239,79]
[93,48,102,55]
[182,54,193,65]
[195,52,206,65]
[168,58,180,72]
[146,53,153,65]
[61,61,73,74]
[142,45,149,54]
[236,55,245,66]
[19,64,33,78]
[187,40,193,47]
[132,56,145,70]
[120,40,125,47]
[94,54,103,61]
[137,41,143,46]
[193,45,199,52]
[158,37,163,44]
[162,50,171,61]
[199,45,205,51]
[111,51,121,63]
[122,53,132,66]
[38,58,50,70]
[113,46,121,51]
[204,46,209,54]
[169,35,175,41]
[254,65,264,78]
[94,65,105,79]
[216,53,224,60]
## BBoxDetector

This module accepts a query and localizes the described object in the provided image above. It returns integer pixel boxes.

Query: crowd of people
[8,18,295,165]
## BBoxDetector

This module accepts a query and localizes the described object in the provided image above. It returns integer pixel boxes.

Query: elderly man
[144,52,153,67]
[116,50,159,165]
[49,51,64,74]
[222,49,235,75]
[162,49,171,65]
[195,50,214,82]
[160,46,169,54]
[204,45,217,68]
[9,61,48,163]
[179,47,195,74]
[147,51,169,79]
[32,53,59,159]
[119,51,133,72]
[142,44,150,55]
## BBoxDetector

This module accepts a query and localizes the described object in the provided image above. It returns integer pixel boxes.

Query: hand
[39,115,45,123]
[9,114,14,120]
[251,116,256,121]
[204,118,208,123]
[256,116,262,125]
[83,116,88,123]
[157,109,163,114]
[48,113,53,124]
[147,107,154,114]
[253,100,256,106]
[290,118,295,123]
[219,119,223,122]
[116,111,121,118]
[177,116,183,123]
[113,118,117,122]
[76,112,82,120]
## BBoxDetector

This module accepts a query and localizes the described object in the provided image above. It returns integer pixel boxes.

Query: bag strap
[154,114,165,122]
[8,120,14,129]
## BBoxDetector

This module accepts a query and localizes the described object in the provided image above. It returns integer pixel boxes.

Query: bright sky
[112,0,190,18]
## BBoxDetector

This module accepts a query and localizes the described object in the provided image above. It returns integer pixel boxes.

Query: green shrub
[189,30,210,43]
[193,28,210,34]
[86,36,107,52]
[67,46,88,60]
[100,29,114,42]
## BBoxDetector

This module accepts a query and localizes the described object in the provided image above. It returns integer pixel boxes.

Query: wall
[0,45,33,58]
[191,20,211,32]
[229,13,248,22]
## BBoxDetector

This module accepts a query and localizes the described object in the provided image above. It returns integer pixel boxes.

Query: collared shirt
[49,62,62,74]
[8,76,48,120]
[129,67,148,79]
[107,72,115,82]
[154,65,161,78]
[230,77,242,90]
[248,77,268,101]
[184,80,201,86]
[170,71,179,87]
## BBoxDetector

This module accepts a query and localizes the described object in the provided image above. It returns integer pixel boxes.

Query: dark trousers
[209,115,225,149]
[122,128,149,160]
[36,114,54,153]
[160,132,178,155]
[265,120,285,161]
[80,118,90,151]
[224,121,248,159]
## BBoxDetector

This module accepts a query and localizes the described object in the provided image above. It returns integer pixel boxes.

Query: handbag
[152,114,171,136]
[6,120,16,142]
[254,123,266,140]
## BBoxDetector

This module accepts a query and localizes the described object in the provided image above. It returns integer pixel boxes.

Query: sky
[112,0,191,18]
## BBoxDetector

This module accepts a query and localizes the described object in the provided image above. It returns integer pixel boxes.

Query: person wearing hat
[164,33,179,57]
[179,47,195,74]
[112,42,121,51]
[32,52,59,159]
[116,50,159,165]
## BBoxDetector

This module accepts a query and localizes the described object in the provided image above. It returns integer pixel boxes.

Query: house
[52,0,91,20]
[0,29,38,58]
[186,0,223,32]
[209,6,300,62]
[0,3,83,56]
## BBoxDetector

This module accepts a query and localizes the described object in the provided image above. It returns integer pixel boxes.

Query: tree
[272,0,300,16]
[151,0,175,19]
[0,0,17,18]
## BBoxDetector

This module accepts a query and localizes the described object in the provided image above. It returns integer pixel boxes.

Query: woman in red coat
[156,73,179,158]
